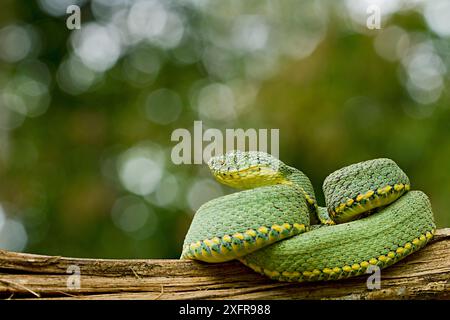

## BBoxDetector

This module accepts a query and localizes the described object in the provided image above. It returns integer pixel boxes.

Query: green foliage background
[0,0,449,258]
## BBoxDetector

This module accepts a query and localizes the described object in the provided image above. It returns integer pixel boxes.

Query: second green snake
[181,151,435,282]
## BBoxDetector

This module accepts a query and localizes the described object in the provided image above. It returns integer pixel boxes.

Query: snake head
[207,150,288,189]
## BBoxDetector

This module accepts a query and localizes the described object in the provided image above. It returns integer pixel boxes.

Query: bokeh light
[0,1,449,259]
[145,88,182,125]
[187,178,224,212]
[0,204,27,252]
[424,0,450,37]
[71,23,122,72]
[0,25,34,63]
[118,144,165,196]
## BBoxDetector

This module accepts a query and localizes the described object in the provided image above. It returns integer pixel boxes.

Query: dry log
[0,228,449,300]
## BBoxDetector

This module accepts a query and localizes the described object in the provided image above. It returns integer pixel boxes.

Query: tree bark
[0,228,449,300]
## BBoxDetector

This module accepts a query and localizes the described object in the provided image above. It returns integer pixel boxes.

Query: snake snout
[207,155,225,170]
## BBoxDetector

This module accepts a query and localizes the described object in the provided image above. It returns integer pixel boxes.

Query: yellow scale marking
[183,222,310,263]
[241,229,435,281]
[332,184,411,222]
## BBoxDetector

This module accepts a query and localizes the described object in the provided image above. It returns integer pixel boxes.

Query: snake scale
[181,151,436,282]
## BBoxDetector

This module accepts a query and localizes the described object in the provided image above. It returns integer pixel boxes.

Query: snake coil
[181,151,435,282]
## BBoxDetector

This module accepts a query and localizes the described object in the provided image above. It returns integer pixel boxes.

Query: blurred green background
[0,0,449,258]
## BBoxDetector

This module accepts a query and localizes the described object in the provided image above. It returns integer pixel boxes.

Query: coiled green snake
[181,151,436,282]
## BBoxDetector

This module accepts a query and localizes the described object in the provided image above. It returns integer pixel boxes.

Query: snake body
[181,151,436,282]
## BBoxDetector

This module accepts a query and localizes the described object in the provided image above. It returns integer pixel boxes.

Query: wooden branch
[1,228,449,300]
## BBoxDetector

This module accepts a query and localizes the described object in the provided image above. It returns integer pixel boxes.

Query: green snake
[181,151,436,282]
